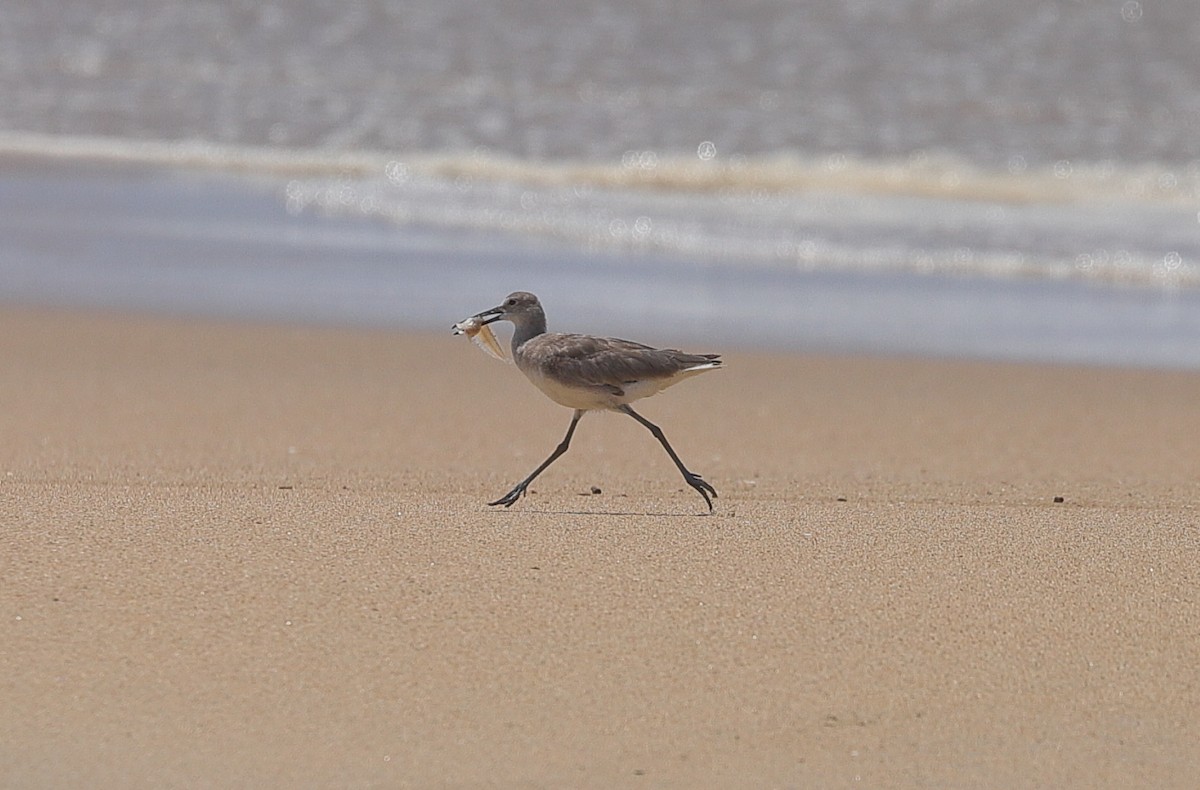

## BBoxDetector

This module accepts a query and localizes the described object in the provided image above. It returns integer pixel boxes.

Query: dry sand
[2,307,1198,788]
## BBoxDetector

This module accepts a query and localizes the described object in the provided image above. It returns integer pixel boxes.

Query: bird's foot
[684,472,718,512]
[488,484,527,508]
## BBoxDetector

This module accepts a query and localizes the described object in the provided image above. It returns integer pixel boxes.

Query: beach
[3,307,1197,788]
[4,0,1200,784]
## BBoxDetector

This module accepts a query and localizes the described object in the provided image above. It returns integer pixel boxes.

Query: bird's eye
[505,298,516,306]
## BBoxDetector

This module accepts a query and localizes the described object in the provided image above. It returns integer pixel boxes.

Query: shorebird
[458,291,721,511]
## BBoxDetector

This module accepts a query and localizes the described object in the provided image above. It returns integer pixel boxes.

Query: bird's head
[470,291,544,328]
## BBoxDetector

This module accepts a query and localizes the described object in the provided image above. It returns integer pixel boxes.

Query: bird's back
[515,332,721,410]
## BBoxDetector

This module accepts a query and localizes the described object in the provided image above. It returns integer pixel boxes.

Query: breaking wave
[3,130,1198,288]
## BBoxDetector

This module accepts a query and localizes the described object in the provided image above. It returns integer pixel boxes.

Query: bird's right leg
[489,410,583,507]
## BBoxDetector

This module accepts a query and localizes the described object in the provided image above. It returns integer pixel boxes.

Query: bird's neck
[511,313,547,354]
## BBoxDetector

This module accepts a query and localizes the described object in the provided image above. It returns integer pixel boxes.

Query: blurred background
[2,0,1199,365]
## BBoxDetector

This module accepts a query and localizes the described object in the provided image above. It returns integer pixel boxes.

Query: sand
[1,307,1197,788]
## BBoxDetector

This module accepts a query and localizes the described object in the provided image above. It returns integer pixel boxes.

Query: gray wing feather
[535,334,720,387]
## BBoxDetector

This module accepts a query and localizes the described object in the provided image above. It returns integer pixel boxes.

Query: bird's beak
[471,306,504,325]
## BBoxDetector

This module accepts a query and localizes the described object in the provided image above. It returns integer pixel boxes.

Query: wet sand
[2,307,1198,788]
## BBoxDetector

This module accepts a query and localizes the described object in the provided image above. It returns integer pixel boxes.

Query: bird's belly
[524,370,618,410]
[521,368,679,411]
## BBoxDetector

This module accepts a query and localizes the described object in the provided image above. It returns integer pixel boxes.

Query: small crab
[452,315,507,361]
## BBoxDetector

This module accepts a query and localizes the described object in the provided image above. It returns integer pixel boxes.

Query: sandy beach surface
[2,307,1197,788]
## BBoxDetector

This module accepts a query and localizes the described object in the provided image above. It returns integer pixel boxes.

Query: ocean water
[1,1,1198,365]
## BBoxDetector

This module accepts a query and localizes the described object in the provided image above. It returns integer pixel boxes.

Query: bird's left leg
[619,405,716,512]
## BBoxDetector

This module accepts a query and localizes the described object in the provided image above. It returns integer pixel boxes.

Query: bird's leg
[619,405,717,512]
[489,410,583,507]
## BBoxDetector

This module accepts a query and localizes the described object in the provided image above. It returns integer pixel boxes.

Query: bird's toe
[488,486,526,507]
[682,473,717,511]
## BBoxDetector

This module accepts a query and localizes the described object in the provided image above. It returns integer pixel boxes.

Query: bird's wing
[539,334,705,388]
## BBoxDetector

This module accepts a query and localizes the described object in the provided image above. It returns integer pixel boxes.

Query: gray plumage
[458,291,720,511]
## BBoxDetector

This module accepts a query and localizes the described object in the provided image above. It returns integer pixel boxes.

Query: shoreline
[3,158,1200,370]
[2,307,1198,787]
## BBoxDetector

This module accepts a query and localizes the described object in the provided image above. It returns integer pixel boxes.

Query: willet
[456,291,721,511]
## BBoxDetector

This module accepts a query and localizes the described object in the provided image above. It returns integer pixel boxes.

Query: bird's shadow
[488,506,713,518]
